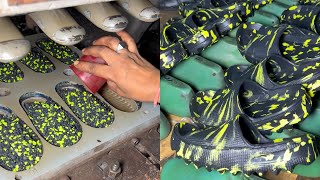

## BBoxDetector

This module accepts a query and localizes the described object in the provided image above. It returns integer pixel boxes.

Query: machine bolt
[131,138,140,145]
[108,161,121,179]
[111,162,120,172]
[15,175,22,180]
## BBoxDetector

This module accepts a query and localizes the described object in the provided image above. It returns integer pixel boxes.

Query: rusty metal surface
[54,125,160,180]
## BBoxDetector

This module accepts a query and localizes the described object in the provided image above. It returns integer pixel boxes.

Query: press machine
[0,0,160,179]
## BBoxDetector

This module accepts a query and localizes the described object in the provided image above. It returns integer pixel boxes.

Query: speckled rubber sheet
[0,33,159,179]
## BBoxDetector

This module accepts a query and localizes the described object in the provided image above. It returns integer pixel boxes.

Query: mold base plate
[0,33,159,179]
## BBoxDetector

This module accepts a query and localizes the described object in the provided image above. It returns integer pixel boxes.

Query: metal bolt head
[109,161,121,178]
[131,138,140,145]
[111,161,120,171]
[15,175,22,180]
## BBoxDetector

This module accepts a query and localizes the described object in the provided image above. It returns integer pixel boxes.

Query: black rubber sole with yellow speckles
[252,0,273,9]
[179,0,256,18]
[160,4,247,74]
[236,22,320,64]
[180,1,251,34]
[281,5,320,34]
[190,80,312,133]
[36,38,79,65]
[0,62,24,83]
[0,105,43,172]
[279,25,320,61]
[298,0,320,6]
[192,4,248,35]
[225,54,320,97]
[160,17,193,74]
[20,47,55,73]
[20,92,82,147]
[171,115,318,175]
[56,81,115,128]
[160,14,222,74]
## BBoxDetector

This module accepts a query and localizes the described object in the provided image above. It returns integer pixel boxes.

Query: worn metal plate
[0,0,114,17]
[0,33,159,180]
[54,125,160,180]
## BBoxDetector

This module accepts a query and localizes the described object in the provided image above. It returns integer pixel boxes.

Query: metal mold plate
[0,33,159,179]
[0,0,114,17]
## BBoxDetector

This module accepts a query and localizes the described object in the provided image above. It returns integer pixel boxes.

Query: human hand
[73,31,160,103]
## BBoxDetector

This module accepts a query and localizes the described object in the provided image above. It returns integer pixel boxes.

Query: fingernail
[74,61,79,66]
[93,40,96,44]
[82,48,86,53]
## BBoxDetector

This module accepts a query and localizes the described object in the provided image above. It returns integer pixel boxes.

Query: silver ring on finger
[116,41,128,53]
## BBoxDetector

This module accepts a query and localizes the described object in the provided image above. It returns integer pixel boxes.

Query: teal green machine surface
[160,111,171,140]
[161,75,194,117]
